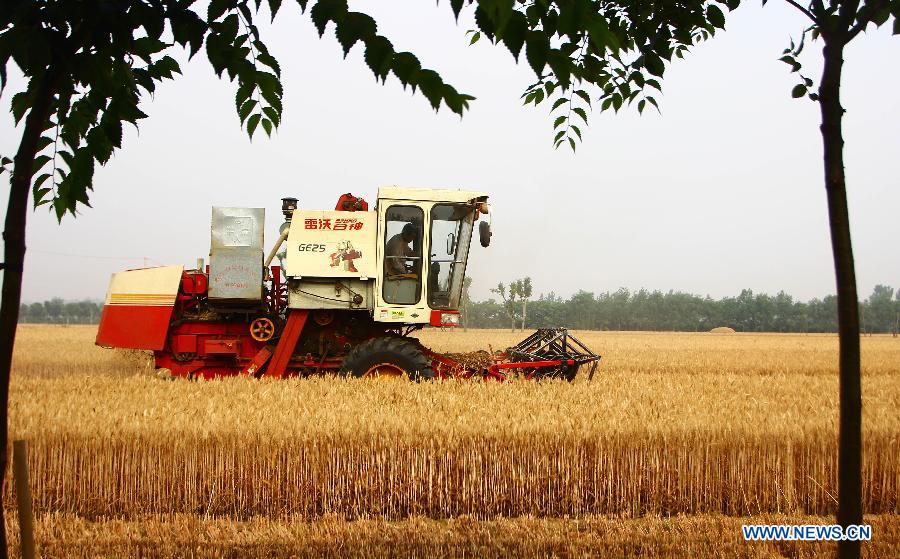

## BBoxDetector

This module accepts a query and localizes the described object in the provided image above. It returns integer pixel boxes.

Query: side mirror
[479,220,491,247]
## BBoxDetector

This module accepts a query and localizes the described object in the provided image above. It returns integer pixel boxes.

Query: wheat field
[5,325,900,557]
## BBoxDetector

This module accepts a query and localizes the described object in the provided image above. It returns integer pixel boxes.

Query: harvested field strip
[7,433,898,518]
[4,513,900,559]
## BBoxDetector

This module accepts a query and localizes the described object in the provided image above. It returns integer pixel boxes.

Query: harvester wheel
[250,317,276,342]
[340,337,435,381]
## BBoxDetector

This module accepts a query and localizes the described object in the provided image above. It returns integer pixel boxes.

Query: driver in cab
[385,223,418,276]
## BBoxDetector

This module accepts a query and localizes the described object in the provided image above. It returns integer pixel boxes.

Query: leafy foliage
[457,0,741,151]
[768,0,898,102]
[491,277,532,329]
[0,0,474,219]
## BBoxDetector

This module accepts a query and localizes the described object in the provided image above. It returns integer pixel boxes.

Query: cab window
[428,204,474,309]
[382,205,423,305]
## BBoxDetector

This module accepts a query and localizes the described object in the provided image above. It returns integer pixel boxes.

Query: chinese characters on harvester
[304,218,364,231]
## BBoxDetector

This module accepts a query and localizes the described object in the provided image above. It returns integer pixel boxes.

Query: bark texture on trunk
[819,39,863,559]
[0,70,59,559]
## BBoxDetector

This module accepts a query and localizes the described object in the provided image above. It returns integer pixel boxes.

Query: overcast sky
[1,1,898,303]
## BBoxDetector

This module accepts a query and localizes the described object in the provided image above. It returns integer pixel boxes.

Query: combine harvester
[96,187,600,380]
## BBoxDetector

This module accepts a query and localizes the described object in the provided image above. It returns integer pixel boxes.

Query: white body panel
[378,186,488,204]
[288,278,372,310]
[285,210,377,279]
[104,265,184,306]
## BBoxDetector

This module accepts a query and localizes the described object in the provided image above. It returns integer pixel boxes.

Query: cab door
[373,200,431,324]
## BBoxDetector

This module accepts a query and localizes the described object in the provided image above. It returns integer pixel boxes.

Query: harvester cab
[96,186,600,381]
[279,186,490,329]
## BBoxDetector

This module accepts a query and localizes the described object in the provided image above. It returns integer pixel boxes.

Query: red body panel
[96,304,175,350]
[334,193,369,211]
[267,310,309,378]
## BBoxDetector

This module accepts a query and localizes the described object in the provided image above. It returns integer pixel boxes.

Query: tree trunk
[0,70,59,558]
[819,40,862,559]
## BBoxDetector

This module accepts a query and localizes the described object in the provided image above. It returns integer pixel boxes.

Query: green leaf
[247,113,262,139]
[469,31,481,45]
[208,0,233,22]
[335,12,377,57]
[571,124,582,141]
[451,0,464,20]
[572,107,588,124]
[36,136,54,152]
[32,155,51,173]
[239,99,258,124]
[310,0,348,37]
[11,91,32,125]
[791,84,807,98]
[524,31,550,75]
[267,0,283,20]
[416,69,444,110]
[568,137,576,152]
[261,117,273,137]
[547,50,571,89]
[33,186,52,207]
[553,115,566,129]
[638,99,646,114]
[391,52,421,89]
[574,89,591,106]
[707,5,726,29]
[235,82,254,112]
[364,35,394,82]
[33,173,51,190]
[262,106,280,126]
[217,13,240,43]
[552,97,568,110]
[501,11,527,61]
[257,52,282,76]
[586,16,619,52]
[643,52,665,77]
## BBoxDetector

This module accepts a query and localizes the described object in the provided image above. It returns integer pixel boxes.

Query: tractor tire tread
[340,336,435,381]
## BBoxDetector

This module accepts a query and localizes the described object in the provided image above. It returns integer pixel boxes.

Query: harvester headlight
[441,313,460,326]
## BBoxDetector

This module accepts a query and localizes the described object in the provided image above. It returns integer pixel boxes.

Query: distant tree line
[462,284,900,334]
[18,299,102,325]
[18,284,900,334]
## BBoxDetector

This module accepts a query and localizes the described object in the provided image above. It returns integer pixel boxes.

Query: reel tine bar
[504,328,602,380]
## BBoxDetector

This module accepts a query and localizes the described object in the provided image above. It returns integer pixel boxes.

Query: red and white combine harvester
[96,187,600,380]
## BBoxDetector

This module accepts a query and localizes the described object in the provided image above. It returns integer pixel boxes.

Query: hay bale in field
[709,326,736,334]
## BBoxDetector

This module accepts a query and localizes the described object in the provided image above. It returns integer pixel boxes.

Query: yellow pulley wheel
[250,317,276,342]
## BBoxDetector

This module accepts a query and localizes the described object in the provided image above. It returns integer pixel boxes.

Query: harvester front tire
[340,337,435,381]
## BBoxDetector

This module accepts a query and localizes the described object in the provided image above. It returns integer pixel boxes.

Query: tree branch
[784,0,818,23]
[846,0,888,41]
[837,0,862,38]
